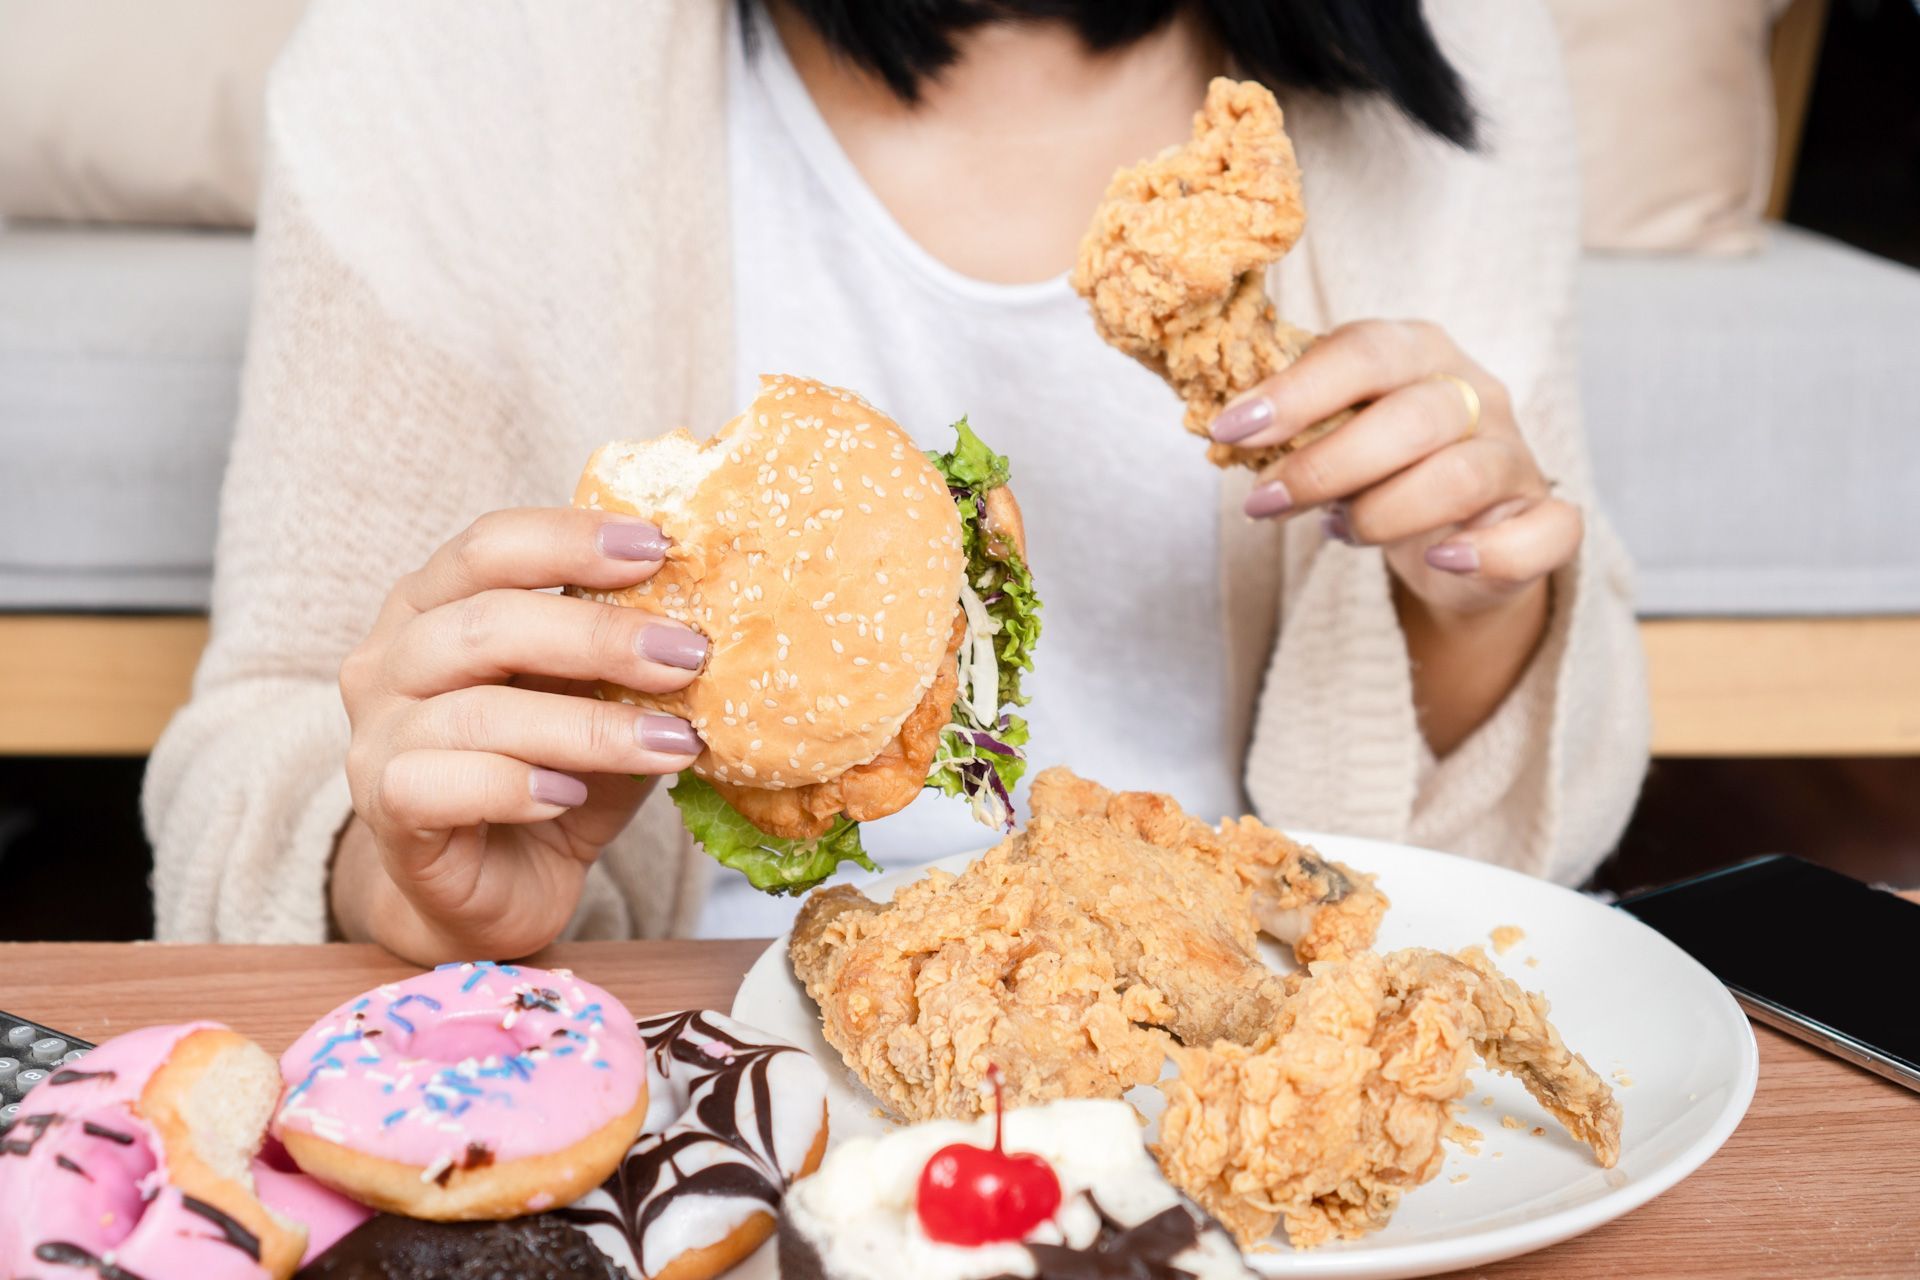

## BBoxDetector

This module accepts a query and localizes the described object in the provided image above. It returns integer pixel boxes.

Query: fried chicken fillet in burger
[568,374,1041,893]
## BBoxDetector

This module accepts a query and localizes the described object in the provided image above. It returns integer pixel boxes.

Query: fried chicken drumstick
[1072,77,1350,470]
[789,768,1386,1122]
[1156,946,1623,1248]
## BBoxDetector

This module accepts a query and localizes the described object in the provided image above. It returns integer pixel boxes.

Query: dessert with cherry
[916,1069,1063,1246]
[777,1079,1253,1280]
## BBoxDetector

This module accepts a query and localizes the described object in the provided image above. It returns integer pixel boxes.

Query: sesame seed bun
[571,374,967,791]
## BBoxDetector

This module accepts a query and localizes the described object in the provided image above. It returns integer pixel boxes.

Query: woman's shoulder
[261,0,730,335]
[269,0,729,174]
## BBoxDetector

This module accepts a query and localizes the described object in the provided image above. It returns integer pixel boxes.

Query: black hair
[758,0,1477,148]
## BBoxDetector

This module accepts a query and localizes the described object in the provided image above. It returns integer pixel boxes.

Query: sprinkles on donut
[274,962,650,1221]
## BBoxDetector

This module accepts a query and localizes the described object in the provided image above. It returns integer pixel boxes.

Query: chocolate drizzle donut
[559,1010,829,1279]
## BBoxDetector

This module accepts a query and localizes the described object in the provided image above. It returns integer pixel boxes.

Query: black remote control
[0,1010,94,1130]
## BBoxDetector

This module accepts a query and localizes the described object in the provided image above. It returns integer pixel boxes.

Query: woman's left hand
[1210,319,1581,620]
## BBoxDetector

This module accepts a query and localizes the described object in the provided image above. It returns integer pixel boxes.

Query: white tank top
[699,6,1245,937]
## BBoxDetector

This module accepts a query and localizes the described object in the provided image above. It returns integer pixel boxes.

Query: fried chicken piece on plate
[1029,768,1387,964]
[789,871,1173,1124]
[789,769,1387,1122]
[1156,947,1623,1248]
[1071,77,1350,470]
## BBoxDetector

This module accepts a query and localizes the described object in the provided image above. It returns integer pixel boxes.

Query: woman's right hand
[331,507,709,965]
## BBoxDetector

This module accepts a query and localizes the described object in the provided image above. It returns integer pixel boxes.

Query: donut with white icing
[560,1009,829,1280]
[0,1021,307,1280]
[275,962,649,1221]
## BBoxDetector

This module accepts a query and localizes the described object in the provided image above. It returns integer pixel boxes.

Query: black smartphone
[1619,855,1920,1091]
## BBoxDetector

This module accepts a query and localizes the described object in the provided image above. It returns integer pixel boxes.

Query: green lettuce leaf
[927,416,1012,491]
[926,417,1042,710]
[668,772,875,895]
[924,418,1043,828]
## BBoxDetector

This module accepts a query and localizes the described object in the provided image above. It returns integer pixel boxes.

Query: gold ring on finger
[1430,372,1481,441]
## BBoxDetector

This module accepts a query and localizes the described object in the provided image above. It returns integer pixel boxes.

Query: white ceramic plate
[728,835,1758,1279]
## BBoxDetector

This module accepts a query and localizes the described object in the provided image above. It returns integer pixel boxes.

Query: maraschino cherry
[915,1066,1063,1246]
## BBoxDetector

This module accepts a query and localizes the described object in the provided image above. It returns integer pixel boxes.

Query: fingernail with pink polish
[1322,505,1356,546]
[599,521,668,561]
[1244,480,1294,519]
[530,768,589,807]
[1426,542,1480,574]
[639,713,700,755]
[638,624,708,671]
[1212,394,1274,444]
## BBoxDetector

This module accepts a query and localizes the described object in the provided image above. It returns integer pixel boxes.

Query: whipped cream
[782,1099,1251,1279]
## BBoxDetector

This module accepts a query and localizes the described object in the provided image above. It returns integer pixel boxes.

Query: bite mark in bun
[570,377,1042,893]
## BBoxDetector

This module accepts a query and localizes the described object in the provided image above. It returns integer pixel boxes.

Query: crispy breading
[789,769,1387,1122]
[1028,770,1388,965]
[1072,77,1349,470]
[789,872,1173,1123]
[1156,947,1622,1248]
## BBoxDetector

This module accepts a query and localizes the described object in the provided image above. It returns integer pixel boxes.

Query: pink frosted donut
[275,961,650,1221]
[0,1022,306,1280]
[253,1139,374,1266]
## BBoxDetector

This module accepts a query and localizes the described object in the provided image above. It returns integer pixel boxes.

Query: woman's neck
[768,2,1223,284]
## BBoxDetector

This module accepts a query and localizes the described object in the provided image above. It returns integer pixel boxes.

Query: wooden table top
[5,939,1916,1278]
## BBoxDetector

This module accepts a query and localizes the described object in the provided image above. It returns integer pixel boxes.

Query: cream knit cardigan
[145,0,1649,943]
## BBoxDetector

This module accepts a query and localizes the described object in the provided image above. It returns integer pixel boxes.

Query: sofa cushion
[0,223,252,609]
[0,0,306,226]
[1579,222,1920,615]
[1547,0,1782,254]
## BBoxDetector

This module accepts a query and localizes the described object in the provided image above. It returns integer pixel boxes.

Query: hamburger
[569,374,1040,893]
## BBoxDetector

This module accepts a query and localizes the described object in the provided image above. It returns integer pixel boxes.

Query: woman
[145,0,1648,962]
